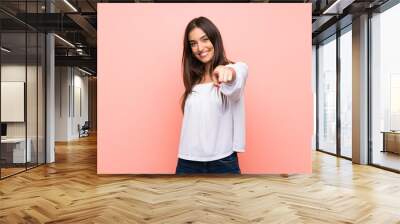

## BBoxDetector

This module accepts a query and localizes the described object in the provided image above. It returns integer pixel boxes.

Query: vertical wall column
[352,14,369,164]
[46,33,55,163]
[46,0,55,163]
[312,45,317,150]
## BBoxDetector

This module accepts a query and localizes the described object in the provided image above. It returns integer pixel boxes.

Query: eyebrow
[189,34,208,42]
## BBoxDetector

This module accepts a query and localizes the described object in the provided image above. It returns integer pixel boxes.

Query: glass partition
[0,1,46,179]
[1,31,28,177]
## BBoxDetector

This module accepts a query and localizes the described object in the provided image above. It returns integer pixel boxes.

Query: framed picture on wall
[1,81,25,122]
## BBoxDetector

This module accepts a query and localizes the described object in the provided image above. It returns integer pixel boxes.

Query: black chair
[79,121,90,138]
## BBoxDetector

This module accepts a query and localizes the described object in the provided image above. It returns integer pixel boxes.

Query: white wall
[72,72,89,138]
[55,66,89,141]
[55,66,70,141]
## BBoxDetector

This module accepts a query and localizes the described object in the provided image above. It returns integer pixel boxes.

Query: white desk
[1,138,32,163]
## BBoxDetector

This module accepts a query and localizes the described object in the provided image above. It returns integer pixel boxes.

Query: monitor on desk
[1,123,7,138]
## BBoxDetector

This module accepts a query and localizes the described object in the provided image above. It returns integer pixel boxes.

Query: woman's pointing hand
[212,65,236,87]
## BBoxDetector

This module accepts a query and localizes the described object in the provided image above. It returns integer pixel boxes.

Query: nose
[197,42,205,52]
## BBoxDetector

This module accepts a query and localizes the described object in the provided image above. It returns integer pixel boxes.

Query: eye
[190,42,197,47]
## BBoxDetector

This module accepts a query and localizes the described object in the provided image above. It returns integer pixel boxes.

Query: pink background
[98,3,312,174]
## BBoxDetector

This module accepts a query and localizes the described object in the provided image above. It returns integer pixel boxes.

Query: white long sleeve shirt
[178,62,248,161]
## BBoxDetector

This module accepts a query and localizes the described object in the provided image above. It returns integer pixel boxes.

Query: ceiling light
[63,0,78,12]
[322,0,355,15]
[78,67,93,76]
[1,47,11,53]
[54,34,75,48]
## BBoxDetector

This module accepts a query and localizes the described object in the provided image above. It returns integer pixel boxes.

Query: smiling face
[188,27,215,65]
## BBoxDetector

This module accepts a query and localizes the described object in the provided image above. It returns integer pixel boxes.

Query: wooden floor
[1,162,46,178]
[0,167,26,178]
[1,134,400,223]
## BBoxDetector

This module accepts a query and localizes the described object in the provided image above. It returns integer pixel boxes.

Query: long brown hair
[181,16,233,114]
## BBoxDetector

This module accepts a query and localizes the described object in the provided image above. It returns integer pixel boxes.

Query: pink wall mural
[98,3,313,174]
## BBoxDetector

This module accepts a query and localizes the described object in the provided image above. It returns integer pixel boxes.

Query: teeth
[200,52,207,57]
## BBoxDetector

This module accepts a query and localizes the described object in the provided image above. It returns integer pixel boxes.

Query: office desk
[1,138,32,163]
[381,131,400,154]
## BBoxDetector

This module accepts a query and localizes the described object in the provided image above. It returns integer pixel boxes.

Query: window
[317,35,337,154]
[339,27,352,158]
[371,2,400,171]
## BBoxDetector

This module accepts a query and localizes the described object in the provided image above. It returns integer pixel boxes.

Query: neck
[199,63,212,83]
[205,62,211,73]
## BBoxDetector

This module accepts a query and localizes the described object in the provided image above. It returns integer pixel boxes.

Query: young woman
[176,16,248,174]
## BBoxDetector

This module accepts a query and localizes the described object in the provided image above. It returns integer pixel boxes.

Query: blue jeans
[176,152,241,174]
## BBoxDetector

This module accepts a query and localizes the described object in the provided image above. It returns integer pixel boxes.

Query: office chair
[79,121,90,138]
